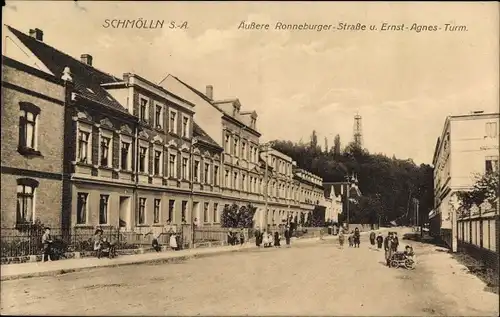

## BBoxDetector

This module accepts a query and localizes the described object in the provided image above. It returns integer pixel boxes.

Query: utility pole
[260,143,271,229]
[190,137,198,248]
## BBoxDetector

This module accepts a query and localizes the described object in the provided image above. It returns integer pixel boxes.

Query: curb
[1,229,391,282]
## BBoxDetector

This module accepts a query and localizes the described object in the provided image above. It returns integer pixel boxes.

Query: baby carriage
[98,238,117,259]
[389,246,415,270]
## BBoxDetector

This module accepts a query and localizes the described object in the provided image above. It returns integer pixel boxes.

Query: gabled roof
[193,121,222,150]
[7,25,127,113]
[170,75,261,136]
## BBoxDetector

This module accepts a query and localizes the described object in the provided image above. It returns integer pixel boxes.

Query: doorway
[119,196,131,230]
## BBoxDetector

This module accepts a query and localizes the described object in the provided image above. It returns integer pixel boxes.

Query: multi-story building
[3,26,224,235]
[431,111,499,251]
[2,25,326,236]
[1,52,67,229]
[160,77,326,228]
[323,184,343,223]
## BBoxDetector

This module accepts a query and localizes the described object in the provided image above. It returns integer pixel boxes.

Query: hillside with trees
[270,131,434,226]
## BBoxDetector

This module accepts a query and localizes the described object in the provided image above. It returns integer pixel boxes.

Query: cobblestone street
[1,231,498,316]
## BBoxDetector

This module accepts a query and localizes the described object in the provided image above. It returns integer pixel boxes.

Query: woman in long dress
[170,233,178,251]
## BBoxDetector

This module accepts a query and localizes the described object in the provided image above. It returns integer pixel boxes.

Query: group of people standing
[254,225,292,248]
[383,231,400,266]
[227,229,246,246]
[338,227,361,248]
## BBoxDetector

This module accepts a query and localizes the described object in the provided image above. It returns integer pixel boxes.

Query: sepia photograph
[1,1,499,316]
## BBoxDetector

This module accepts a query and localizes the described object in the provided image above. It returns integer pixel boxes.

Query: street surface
[1,229,498,316]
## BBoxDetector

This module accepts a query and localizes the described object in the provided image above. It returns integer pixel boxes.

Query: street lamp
[259,142,272,229]
[190,137,199,248]
[344,174,351,231]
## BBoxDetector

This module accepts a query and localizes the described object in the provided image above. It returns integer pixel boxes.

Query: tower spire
[353,112,363,148]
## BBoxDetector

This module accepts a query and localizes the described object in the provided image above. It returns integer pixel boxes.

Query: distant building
[323,178,362,226]
[431,111,499,252]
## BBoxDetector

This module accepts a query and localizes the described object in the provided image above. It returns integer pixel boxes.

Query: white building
[431,111,499,252]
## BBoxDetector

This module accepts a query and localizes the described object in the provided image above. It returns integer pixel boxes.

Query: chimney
[29,28,43,41]
[80,54,93,67]
[206,85,213,100]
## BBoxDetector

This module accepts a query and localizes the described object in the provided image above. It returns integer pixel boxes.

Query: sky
[3,1,499,165]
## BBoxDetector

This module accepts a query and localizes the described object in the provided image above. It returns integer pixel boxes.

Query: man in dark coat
[369,231,376,248]
[284,225,291,247]
[255,227,262,247]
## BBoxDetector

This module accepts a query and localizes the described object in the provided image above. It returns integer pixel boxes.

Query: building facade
[1,56,67,229]
[431,111,499,251]
[2,25,327,236]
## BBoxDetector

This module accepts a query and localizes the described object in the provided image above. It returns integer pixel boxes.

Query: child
[404,245,414,259]
[100,237,111,258]
[41,227,53,262]
[348,231,354,247]
[274,231,281,247]
[338,230,345,249]
[239,230,245,246]
[376,233,384,250]
[267,233,273,247]
[262,231,269,248]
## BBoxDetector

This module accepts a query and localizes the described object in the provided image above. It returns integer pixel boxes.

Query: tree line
[269,131,434,226]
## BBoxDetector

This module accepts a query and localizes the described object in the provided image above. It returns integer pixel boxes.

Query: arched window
[16,178,39,224]
[18,102,41,155]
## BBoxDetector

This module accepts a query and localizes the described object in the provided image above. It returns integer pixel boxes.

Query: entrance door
[119,196,131,230]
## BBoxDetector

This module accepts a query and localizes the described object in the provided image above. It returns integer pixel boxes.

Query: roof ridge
[7,25,122,82]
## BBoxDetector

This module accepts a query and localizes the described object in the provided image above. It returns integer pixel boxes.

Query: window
[225,133,230,152]
[182,157,188,180]
[204,163,210,184]
[99,195,109,224]
[138,197,146,225]
[234,172,238,190]
[154,199,161,223]
[181,201,188,222]
[242,141,247,159]
[242,174,246,191]
[169,154,177,178]
[204,202,209,223]
[140,98,148,122]
[169,111,177,133]
[168,200,175,222]
[233,138,239,156]
[486,122,498,138]
[77,130,91,163]
[100,136,111,167]
[225,170,229,187]
[182,116,189,138]
[121,141,131,170]
[194,160,200,182]
[155,105,163,129]
[154,150,162,175]
[19,103,40,153]
[16,179,39,224]
[213,203,219,223]
[214,165,219,186]
[139,146,148,173]
[485,156,499,173]
[76,193,88,224]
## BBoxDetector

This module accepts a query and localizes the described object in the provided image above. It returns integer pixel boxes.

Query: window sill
[17,146,42,157]
[99,166,114,171]
[74,224,93,228]
[74,161,93,167]
[136,224,149,227]
[97,224,113,228]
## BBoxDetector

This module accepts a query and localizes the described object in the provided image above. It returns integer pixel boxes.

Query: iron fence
[1,225,185,258]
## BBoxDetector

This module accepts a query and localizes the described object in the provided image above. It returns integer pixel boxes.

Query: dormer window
[251,118,256,129]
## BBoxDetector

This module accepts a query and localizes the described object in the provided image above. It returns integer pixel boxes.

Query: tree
[333,134,341,156]
[221,203,256,228]
[324,137,328,153]
[310,130,319,150]
[457,170,499,211]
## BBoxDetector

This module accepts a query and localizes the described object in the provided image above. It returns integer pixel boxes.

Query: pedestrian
[338,229,345,249]
[239,229,245,246]
[41,227,53,262]
[262,230,269,248]
[93,229,103,259]
[274,231,281,247]
[169,232,178,251]
[348,231,354,247]
[376,233,384,250]
[392,232,399,252]
[227,229,233,246]
[148,225,161,252]
[255,227,261,247]
[354,227,361,248]
[175,233,182,250]
[284,226,291,247]
[384,232,394,266]
[369,231,376,249]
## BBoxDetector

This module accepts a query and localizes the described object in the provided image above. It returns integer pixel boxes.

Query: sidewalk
[1,228,389,281]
